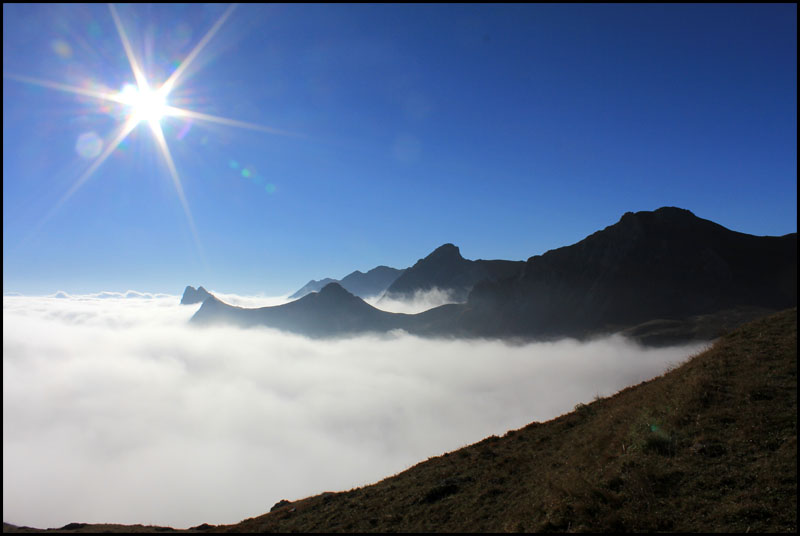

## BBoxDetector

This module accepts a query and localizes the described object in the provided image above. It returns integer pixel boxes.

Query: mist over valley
[4,287,710,529]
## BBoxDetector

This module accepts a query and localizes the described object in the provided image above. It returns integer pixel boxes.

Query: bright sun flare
[118,84,168,123]
[4,4,293,257]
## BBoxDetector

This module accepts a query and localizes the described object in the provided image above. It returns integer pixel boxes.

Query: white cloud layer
[3,294,706,529]
[203,291,293,309]
[366,287,461,313]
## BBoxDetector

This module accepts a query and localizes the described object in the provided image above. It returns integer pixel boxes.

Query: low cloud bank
[3,294,706,529]
[206,291,293,309]
[50,290,174,300]
[366,287,461,314]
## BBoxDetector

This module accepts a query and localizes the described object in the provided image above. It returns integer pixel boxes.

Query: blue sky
[3,3,797,296]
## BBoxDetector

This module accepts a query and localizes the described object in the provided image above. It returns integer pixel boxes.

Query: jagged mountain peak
[181,285,213,305]
[424,243,463,261]
[318,282,352,297]
[619,206,701,227]
[299,282,366,308]
[622,206,695,220]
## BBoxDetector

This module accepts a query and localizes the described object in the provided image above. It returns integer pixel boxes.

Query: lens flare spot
[241,168,251,178]
[265,183,277,194]
[51,39,73,59]
[228,160,240,170]
[176,121,192,140]
[75,132,103,159]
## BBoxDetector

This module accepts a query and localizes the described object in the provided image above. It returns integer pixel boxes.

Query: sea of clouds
[3,292,707,529]
[365,287,461,314]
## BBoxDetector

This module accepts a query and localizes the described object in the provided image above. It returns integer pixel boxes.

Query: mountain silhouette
[180,285,213,305]
[288,278,338,299]
[289,266,405,299]
[338,266,406,298]
[190,207,797,344]
[193,282,415,337]
[462,207,797,338]
[381,243,524,302]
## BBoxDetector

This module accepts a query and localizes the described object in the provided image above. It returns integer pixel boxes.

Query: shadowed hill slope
[218,308,798,533]
[4,309,795,533]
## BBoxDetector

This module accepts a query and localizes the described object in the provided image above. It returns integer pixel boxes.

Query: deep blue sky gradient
[3,3,797,295]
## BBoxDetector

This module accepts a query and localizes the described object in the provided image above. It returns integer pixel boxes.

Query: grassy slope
[5,309,796,533]
[221,308,797,533]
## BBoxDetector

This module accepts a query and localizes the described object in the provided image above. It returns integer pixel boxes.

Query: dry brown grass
[218,308,796,533]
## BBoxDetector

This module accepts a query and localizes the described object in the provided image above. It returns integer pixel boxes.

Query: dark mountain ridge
[462,207,797,338]
[381,243,524,303]
[190,207,797,344]
[289,278,337,299]
[338,265,406,298]
[193,282,416,337]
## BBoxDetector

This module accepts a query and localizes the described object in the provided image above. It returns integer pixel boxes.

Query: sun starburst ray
[108,3,150,92]
[164,106,298,136]
[2,72,127,104]
[5,3,295,264]
[30,116,139,240]
[148,120,205,258]
[160,4,238,96]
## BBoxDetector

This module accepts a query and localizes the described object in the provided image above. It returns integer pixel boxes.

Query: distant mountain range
[194,282,409,337]
[188,207,797,344]
[380,243,524,303]
[289,244,523,304]
[290,266,405,299]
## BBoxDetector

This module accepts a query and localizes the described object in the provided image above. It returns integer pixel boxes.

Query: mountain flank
[7,308,795,532]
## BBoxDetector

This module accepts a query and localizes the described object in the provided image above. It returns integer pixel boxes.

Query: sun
[4,4,295,257]
[118,83,168,124]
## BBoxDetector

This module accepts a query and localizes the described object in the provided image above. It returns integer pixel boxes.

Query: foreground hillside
[6,308,795,533]
[218,308,798,533]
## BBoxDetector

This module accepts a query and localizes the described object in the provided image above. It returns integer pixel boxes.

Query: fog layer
[3,294,706,529]
[366,287,461,313]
